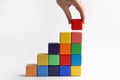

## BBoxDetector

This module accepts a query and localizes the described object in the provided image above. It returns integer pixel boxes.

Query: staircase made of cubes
[26,19,83,77]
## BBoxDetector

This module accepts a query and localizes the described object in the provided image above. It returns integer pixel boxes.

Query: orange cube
[26,64,37,77]
[60,43,71,54]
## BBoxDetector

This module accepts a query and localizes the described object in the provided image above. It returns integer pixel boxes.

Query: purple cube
[48,66,59,76]
[48,43,60,54]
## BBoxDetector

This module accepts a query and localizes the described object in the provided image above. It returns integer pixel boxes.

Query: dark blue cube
[60,66,70,76]
[48,66,59,76]
[71,54,81,66]
[48,43,60,54]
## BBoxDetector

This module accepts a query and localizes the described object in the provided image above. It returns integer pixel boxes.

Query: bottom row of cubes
[26,64,81,76]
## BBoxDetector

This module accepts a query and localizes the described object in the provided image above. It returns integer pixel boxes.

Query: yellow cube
[37,53,48,65]
[71,66,81,76]
[60,32,71,43]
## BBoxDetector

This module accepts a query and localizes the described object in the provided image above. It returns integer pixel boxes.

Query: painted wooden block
[37,66,48,76]
[60,66,70,76]
[72,32,82,43]
[49,55,59,65]
[71,54,81,66]
[60,32,71,43]
[71,66,81,76]
[60,55,71,66]
[48,43,60,54]
[71,43,82,54]
[71,19,83,30]
[37,54,48,66]
[60,43,70,54]
[48,66,59,76]
[26,64,37,77]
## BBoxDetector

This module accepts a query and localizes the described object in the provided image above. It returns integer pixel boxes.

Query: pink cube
[72,32,82,43]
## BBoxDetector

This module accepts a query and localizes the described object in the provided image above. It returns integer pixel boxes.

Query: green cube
[49,55,59,65]
[71,43,82,54]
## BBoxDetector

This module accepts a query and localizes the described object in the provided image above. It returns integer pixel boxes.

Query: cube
[26,64,37,77]
[48,43,59,54]
[37,66,48,76]
[60,43,70,54]
[72,32,82,43]
[48,66,59,76]
[60,55,71,66]
[37,54,48,65]
[60,32,71,43]
[71,19,83,30]
[49,55,59,65]
[71,43,82,54]
[71,66,81,76]
[60,66,70,76]
[71,54,81,66]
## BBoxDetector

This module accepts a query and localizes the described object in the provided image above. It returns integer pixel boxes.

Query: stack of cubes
[26,19,83,77]
[60,32,82,76]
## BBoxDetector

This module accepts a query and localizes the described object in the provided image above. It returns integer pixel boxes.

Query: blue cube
[37,66,48,76]
[48,66,59,76]
[71,55,81,66]
[60,66,70,76]
[48,43,60,54]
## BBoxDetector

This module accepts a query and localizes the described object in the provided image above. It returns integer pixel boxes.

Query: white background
[0,0,120,80]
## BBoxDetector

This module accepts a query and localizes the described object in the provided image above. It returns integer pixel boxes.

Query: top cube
[71,19,83,30]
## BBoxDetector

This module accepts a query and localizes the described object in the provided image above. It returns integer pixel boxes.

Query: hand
[56,0,85,24]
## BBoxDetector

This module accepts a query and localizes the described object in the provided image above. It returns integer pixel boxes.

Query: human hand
[56,0,85,24]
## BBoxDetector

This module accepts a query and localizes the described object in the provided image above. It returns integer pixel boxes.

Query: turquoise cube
[71,55,81,66]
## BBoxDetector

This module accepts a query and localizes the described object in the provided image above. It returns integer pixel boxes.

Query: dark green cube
[71,43,82,54]
[49,55,59,65]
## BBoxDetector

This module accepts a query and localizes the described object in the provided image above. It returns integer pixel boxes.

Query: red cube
[71,19,83,30]
[60,55,71,66]
[72,32,82,43]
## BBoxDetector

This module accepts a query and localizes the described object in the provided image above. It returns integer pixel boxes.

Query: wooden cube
[48,43,60,54]
[71,43,82,54]
[71,66,81,76]
[37,66,48,76]
[60,66,70,76]
[71,54,81,66]
[37,54,48,66]
[49,55,59,65]
[26,64,37,77]
[71,19,83,30]
[48,66,60,76]
[60,32,71,43]
[60,43,71,54]
[72,32,82,43]
[60,55,71,66]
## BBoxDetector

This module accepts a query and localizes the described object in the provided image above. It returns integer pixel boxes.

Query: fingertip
[83,21,85,24]
[83,20,85,24]
[81,19,85,24]
[68,21,71,24]
[69,20,71,24]
[68,19,71,24]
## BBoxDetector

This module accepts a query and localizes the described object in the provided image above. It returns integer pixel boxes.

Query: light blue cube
[71,55,81,66]
[37,66,48,76]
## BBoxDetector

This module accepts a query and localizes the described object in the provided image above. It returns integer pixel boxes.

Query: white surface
[0,0,120,80]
